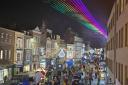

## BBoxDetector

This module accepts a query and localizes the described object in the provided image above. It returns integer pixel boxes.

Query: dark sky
[0,0,115,48]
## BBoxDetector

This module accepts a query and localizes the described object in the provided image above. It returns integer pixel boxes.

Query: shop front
[40,59,46,69]
[0,68,4,84]
[13,64,23,75]
[24,65,30,72]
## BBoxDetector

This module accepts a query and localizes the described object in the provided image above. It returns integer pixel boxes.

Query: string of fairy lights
[48,0,108,38]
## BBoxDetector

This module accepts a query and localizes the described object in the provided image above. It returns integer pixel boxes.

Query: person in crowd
[89,72,92,85]
[4,76,7,83]
[63,72,68,85]
[97,73,100,85]
[22,77,29,85]
[81,72,86,85]
[34,71,42,85]
[29,77,34,85]
[85,72,89,85]
[45,79,52,85]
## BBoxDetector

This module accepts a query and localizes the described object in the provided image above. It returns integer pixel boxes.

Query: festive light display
[48,0,107,38]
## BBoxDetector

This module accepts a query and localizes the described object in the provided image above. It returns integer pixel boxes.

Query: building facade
[30,26,41,70]
[0,27,15,83]
[74,36,84,59]
[23,31,33,72]
[106,0,128,85]
[64,27,75,44]
[14,31,24,74]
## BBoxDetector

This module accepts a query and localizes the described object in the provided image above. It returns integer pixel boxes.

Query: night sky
[0,0,115,48]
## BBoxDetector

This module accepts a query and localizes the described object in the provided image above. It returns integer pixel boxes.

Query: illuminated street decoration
[48,0,107,38]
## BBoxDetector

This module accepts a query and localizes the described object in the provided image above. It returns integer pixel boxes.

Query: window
[116,62,117,78]
[121,64,123,84]
[5,34,8,42]
[9,35,12,44]
[17,53,20,61]
[119,30,121,48]
[16,51,23,61]
[0,50,3,59]
[116,33,118,49]
[111,39,113,50]
[17,37,23,49]
[119,0,121,15]
[121,0,124,12]
[121,28,124,47]
[125,65,128,85]
[126,0,128,4]
[4,50,8,60]
[117,4,119,20]
[0,33,4,38]
[118,63,120,81]
[112,37,114,50]
[125,23,128,47]
[26,51,30,61]
[115,4,117,21]
[8,50,11,59]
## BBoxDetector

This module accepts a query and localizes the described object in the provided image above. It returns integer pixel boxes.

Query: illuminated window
[0,50,3,59]
[5,34,8,42]
[0,33,4,38]
[17,37,23,49]
[8,50,11,59]
[121,0,124,12]
[4,50,7,60]
[9,35,12,43]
